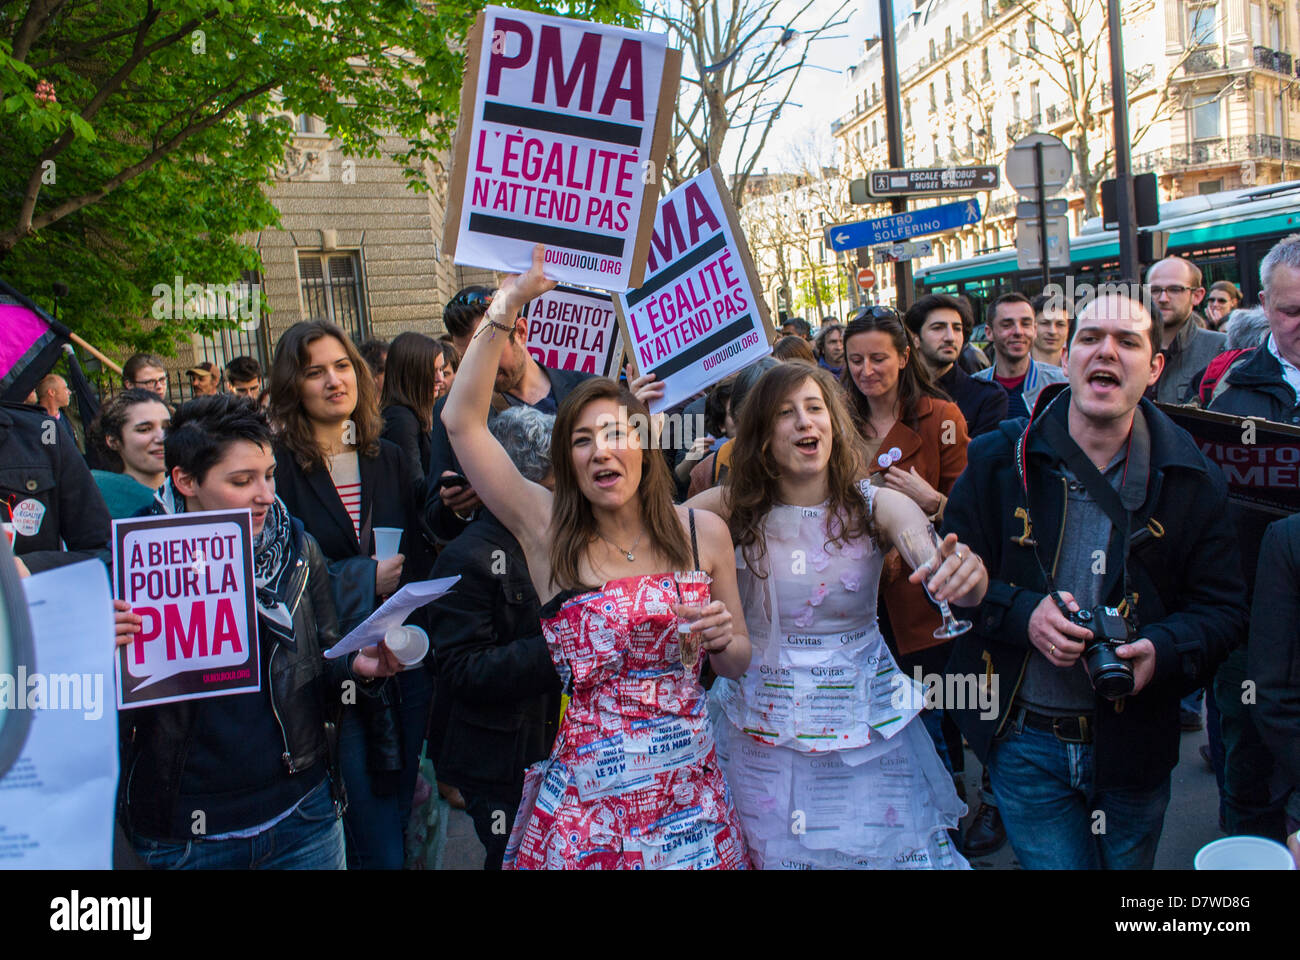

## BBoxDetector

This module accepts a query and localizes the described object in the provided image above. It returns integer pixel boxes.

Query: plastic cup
[382,624,429,668]
[1193,835,1296,870]
[373,527,403,562]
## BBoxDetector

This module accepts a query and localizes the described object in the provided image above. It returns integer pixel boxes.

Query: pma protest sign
[1158,404,1300,516]
[614,166,773,413]
[112,510,259,709]
[523,284,624,377]
[444,5,680,292]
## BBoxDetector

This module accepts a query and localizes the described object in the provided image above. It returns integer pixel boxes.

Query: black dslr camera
[1054,595,1136,700]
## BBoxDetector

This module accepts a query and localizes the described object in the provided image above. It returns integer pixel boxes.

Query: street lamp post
[878,0,913,309]
[1106,0,1140,283]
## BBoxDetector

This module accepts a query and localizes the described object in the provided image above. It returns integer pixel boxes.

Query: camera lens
[1085,641,1134,700]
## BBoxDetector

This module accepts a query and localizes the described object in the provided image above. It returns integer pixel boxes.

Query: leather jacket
[119,519,368,837]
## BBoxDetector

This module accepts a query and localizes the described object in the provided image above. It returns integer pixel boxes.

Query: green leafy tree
[0,0,638,353]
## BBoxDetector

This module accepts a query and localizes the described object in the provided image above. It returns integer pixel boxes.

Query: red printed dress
[503,571,750,870]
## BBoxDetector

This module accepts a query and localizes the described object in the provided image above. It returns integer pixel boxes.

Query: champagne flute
[897,525,972,640]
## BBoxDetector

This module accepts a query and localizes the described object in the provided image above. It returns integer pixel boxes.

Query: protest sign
[443,5,680,291]
[523,284,624,377]
[112,510,259,709]
[614,166,773,413]
[1157,403,1300,516]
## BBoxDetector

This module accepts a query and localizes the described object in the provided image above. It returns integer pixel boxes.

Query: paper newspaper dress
[711,484,969,869]
[504,572,750,870]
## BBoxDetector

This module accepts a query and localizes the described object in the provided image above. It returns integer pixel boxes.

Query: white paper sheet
[323,576,460,659]
[0,560,118,869]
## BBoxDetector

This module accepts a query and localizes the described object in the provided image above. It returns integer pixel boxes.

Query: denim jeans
[986,714,1170,869]
[339,665,434,869]
[131,779,345,870]
[1214,647,1286,840]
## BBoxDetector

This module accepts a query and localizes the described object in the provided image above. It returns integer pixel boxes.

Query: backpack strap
[688,508,700,570]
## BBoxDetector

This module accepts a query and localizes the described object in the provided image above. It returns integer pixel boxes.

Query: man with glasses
[1145,257,1226,404]
[122,353,170,401]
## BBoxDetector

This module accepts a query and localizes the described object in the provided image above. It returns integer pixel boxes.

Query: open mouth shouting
[1086,368,1123,394]
[593,467,622,489]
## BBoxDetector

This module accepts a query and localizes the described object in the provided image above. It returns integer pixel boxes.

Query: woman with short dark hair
[88,388,170,518]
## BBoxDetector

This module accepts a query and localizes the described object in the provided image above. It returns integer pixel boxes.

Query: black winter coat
[936,363,1009,438]
[1208,346,1300,592]
[1247,514,1300,815]
[0,401,110,572]
[417,511,561,797]
[381,404,432,491]
[942,391,1247,790]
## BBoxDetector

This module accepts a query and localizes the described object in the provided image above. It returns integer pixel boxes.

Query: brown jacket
[865,396,970,655]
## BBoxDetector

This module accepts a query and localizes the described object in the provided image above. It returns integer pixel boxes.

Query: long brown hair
[381,332,440,431]
[548,377,691,591]
[270,320,382,471]
[725,361,876,575]
[842,308,947,436]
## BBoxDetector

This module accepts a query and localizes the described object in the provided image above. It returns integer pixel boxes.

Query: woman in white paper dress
[688,361,988,869]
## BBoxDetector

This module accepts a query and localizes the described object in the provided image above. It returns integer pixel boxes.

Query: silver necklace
[596,529,644,562]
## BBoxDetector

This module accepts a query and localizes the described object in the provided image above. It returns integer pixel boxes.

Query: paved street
[439,723,1222,870]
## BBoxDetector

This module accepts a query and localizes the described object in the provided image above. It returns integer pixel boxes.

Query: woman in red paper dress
[441,245,752,869]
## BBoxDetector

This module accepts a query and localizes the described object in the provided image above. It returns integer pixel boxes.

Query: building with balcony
[828,0,1300,305]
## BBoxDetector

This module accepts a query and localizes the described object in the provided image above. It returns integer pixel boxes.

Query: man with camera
[943,293,1246,869]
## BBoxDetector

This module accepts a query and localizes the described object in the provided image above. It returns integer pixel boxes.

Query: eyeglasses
[449,290,493,308]
[1146,284,1193,297]
[132,376,167,389]
[1206,295,1233,304]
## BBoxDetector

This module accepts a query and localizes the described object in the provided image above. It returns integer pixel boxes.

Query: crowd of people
[4,232,1300,871]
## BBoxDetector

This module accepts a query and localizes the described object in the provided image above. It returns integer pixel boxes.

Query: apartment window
[945,26,953,50]
[905,99,913,126]
[872,81,879,102]
[1251,1,1263,38]
[1030,80,1041,118]
[872,120,879,145]
[930,38,937,61]
[1012,91,1022,120]
[963,13,971,36]
[1269,4,1282,46]
[929,82,937,111]
[945,72,953,102]
[297,251,368,341]
[963,60,971,90]
[295,114,325,135]
[1256,88,1270,132]
[966,119,975,151]
[948,133,957,157]
[981,47,991,79]
[1187,2,1217,45]
[1198,179,1224,194]
[983,0,993,19]
[932,135,940,161]
[1007,30,1019,65]
[1026,19,1037,50]
[1192,93,1220,140]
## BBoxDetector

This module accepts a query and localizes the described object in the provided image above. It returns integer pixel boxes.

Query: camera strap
[1015,397,1151,616]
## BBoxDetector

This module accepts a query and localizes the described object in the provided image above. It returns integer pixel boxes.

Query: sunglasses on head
[853,305,900,323]
[449,290,493,308]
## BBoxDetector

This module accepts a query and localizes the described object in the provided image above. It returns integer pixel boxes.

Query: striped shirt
[328,450,362,542]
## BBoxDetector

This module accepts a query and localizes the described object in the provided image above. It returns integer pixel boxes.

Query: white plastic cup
[373,527,403,562]
[382,624,429,668]
[1193,835,1296,870]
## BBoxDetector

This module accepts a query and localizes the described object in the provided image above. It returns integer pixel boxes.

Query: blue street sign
[825,198,982,251]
